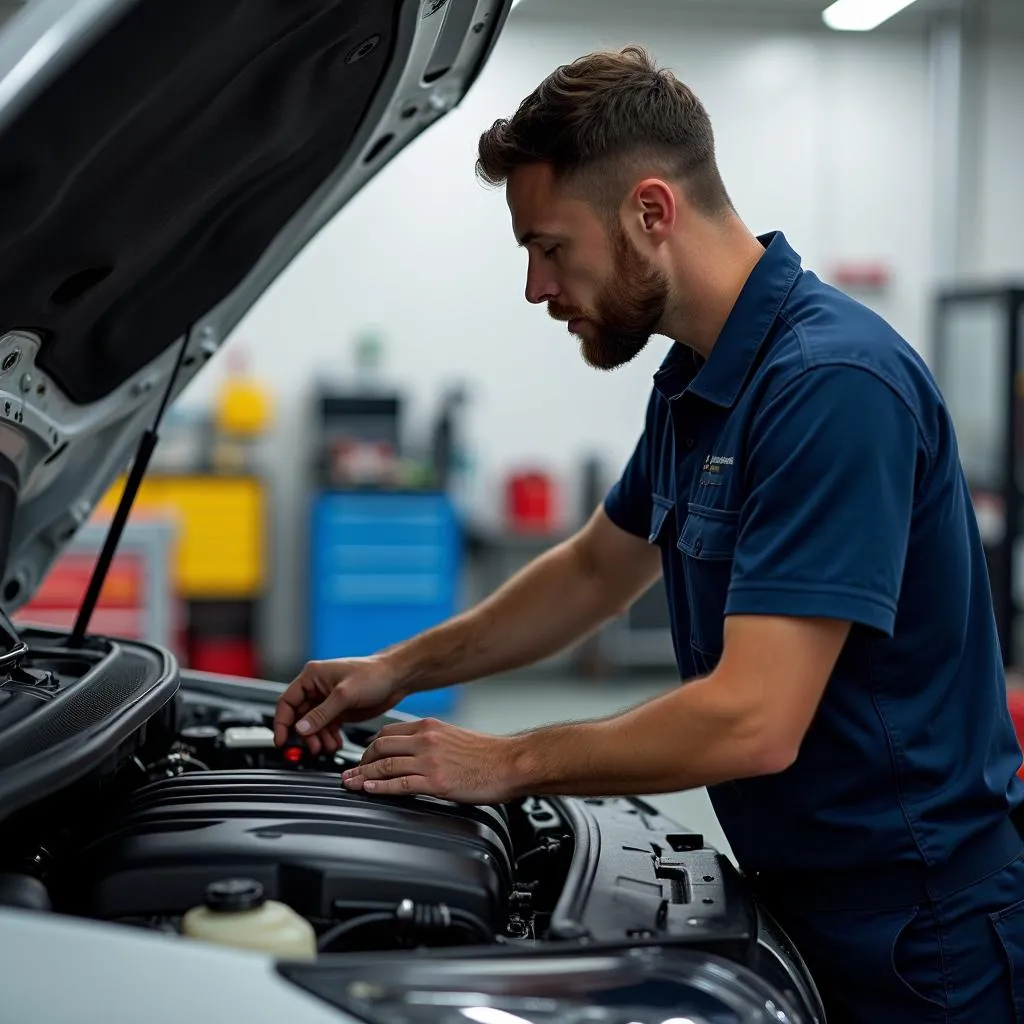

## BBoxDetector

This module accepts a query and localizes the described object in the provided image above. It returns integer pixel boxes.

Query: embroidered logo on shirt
[702,454,735,473]
[701,453,735,486]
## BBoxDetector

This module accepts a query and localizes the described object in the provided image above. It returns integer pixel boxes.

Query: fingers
[365,718,433,745]
[273,662,352,759]
[359,733,406,767]
[273,665,326,745]
[272,694,297,747]
[344,728,436,796]
[373,722,422,740]
[295,682,352,738]
[384,718,438,734]
[347,756,420,784]
[346,773,432,797]
[304,727,342,758]
[281,697,314,748]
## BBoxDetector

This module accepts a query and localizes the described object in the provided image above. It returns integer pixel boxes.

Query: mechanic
[275,47,1024,1022]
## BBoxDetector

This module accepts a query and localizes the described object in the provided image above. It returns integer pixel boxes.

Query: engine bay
[0,665,579,956]
[70,769,518,945]
[0,635,827,1021]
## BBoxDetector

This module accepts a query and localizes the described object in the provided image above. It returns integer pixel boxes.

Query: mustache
[548,304,585,323]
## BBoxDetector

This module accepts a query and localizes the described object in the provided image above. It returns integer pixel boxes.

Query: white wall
[974,36,1024,280]
[180,0,1023,671]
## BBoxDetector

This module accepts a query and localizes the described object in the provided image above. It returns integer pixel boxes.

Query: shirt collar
[653,231,803,407]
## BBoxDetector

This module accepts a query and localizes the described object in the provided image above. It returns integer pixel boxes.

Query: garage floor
[450,674,735,861]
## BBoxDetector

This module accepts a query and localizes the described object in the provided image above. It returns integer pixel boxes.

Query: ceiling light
[822,0,921,31]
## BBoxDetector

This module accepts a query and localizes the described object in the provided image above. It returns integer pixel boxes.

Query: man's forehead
[506,164,590,243]
[507,163,556,237]
[507,161,558,201]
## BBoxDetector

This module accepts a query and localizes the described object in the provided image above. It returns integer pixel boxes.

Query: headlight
[279,947,806,1024]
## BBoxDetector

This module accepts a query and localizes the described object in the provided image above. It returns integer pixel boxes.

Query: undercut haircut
[476,45,733,218]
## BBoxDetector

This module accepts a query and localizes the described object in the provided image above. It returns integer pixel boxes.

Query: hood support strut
[69,330,194,647]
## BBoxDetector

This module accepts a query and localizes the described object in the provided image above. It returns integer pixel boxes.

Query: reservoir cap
[205,878,266,913]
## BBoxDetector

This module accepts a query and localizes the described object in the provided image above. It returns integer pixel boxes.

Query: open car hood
[0,0,509,616]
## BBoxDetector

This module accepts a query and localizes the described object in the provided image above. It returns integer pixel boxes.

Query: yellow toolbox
[99,475,266,599]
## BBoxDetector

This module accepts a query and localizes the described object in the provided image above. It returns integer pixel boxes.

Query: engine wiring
[318,899,492,953]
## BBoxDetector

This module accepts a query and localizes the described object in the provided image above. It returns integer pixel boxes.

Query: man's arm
[504,614,850,796]
[381,506,661,692]
[343,614,848,802]
[277,508,659,750]
[346,364,920,803]
[277,415,659,750]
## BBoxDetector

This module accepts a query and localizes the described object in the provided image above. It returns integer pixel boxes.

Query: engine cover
[70,770,514,933]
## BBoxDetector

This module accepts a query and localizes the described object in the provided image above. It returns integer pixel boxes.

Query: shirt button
[694,539,703,555]
[685,437,696,449]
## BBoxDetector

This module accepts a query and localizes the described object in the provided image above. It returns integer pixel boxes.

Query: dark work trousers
[754,844,1024,1022]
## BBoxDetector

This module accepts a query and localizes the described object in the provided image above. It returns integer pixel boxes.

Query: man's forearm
[382,539,626,693]
[505,672,792,798]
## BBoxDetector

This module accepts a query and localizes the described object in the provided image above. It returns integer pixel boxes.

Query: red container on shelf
[1009,688,1024,779]
[506,471,556,533]
[189,636,259,678]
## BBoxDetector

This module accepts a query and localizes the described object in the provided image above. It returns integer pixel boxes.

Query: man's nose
[525,264,558,305]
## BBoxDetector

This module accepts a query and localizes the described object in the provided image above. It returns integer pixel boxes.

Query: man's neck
[660,219,766,359]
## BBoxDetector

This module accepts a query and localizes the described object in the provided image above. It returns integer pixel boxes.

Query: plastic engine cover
[71,770,514,931]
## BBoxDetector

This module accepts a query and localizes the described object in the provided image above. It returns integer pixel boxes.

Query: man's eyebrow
[518,231,562,248]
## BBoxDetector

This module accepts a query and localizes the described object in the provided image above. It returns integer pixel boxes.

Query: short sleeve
[604,430,653,539]
[603,394,657,540]
[725,365,925,636]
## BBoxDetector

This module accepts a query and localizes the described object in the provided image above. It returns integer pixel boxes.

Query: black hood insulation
[0,0,398,404]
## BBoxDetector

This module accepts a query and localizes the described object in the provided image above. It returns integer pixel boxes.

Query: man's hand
[273,656,406,756]
[342,718,519,804]
[328,614,850,803]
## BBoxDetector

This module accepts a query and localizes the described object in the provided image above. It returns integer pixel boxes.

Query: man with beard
[275,47,1024,1022]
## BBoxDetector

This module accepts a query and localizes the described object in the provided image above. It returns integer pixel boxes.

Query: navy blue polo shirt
[605,231,1024,877]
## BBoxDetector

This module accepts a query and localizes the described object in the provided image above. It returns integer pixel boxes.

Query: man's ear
[631,178,677,242]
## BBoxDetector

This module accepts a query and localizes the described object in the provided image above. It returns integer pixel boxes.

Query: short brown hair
[476,46,732,217]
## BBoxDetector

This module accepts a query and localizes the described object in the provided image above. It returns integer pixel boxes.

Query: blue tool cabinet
[309,491,462,716]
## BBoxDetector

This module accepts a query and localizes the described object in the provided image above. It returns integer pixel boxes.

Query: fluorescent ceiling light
[822,0,921,31]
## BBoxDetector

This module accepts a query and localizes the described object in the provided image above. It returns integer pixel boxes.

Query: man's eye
[543,245,560,259]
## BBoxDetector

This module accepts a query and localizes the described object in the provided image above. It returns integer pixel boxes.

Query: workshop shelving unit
[933,285,1024,667]
[15,519,179,652]
[98,473,268,676]
[309,490,462,716]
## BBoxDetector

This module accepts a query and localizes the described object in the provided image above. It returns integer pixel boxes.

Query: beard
[549,224,670,371]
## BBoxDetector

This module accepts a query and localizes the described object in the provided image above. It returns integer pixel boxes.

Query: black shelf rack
[933,285,1024,666]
